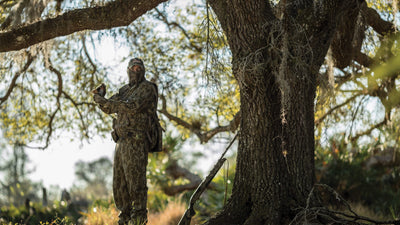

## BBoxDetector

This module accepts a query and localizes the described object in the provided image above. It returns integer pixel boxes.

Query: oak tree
[1,0,398,224]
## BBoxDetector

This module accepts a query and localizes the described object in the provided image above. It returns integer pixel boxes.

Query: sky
[27,136,115,189]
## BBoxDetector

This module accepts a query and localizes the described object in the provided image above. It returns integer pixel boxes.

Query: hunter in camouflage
[93,58,159,224]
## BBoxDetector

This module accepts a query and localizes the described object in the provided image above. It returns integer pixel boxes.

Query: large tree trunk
[205,0,360,224]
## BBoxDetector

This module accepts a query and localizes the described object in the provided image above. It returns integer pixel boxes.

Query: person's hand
[92,83,106,97]
[93,94,107,105]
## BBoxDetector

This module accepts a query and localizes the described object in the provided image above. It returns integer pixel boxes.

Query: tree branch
[62,91,90,139]
[315,93,362,126]
[159,95,240,143]
[361,2,396,36]
[154,8,202,53]
[24,61,63,150]
[329,0,365,69]
[0,0,167,52]
[354,51,372,68]
[0,52,34,105]
[160,159,202,196]
[41,62,64,149]
[48,64,63,105]
[293,184,400,225]
[25,105,61,150]
[350,118,387,142]
[81,35,98,75]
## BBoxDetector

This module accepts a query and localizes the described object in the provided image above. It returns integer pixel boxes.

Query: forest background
[1,0,400,224]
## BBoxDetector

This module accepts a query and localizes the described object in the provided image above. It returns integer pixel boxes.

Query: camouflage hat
[128,58,144,68]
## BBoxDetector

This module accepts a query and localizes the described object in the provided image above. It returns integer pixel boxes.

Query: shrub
[0,202,75,225]
[316,141,400,217]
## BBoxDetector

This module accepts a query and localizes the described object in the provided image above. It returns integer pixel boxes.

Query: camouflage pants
[113,132,148,225]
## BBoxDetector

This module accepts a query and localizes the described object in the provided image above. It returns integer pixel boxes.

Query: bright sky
[28,136,115,189]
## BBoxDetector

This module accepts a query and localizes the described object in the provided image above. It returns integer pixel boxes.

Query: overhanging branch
[0,0,167,52]
[361,3,396,36]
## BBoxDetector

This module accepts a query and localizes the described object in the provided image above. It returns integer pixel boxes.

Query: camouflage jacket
[98,80,158,141]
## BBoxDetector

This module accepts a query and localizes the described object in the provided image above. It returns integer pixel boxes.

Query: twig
[350,118,387,142]
[25,107,60,150]
[62,91,90,139]
[154,8,202,53]
[348,95,368,140]
[24,61,63,150]
[315,93,362,126]
[291,184,400,225]
[0,53,34,105]
[81,34,98,75]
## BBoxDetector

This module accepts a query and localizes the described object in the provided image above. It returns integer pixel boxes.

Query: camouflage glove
[93,94,108,105]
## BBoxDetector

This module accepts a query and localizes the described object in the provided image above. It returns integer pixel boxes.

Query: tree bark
[205,0,361,224]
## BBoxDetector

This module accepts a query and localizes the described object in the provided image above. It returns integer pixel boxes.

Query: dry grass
[148,200,198,225]
[347,202,393,221]
[83,205,119,225]
[83,200,198,225]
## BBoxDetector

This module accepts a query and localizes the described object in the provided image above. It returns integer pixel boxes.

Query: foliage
[146,133,202,212]
[147,188,173,213]
[0,201,77,225]
[81,199,119,225]
[147,133,187,189]
[315,31,400,147]
[0,0,238,149]
[0,143,42,207]
[316,139,400,217]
